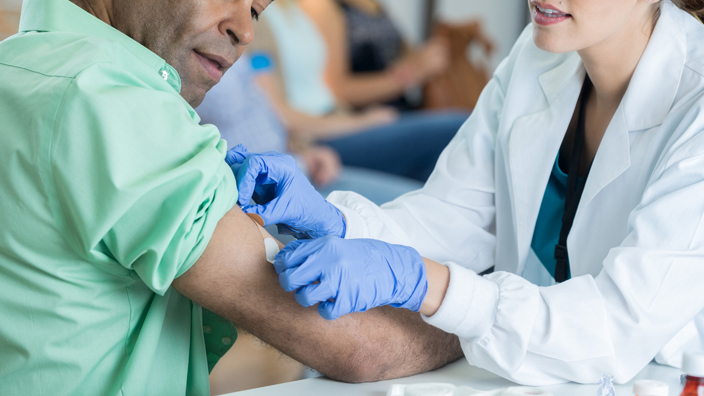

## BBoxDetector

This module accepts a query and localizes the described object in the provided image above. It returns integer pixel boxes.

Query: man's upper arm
[172,205,463,382]
[50,63,236,294]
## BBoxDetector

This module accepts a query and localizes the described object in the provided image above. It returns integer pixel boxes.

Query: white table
[223,359,685,396]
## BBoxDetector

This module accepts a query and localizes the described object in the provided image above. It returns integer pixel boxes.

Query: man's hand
[172,206,463,382]
[225,144,346,239]
[275,236,428,321]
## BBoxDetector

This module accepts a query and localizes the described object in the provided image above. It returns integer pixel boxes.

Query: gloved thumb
[235,156,266,207]
[225,144,252,166]
[242,198,281,228]
[296,282,334,308]
[318,300,341,321]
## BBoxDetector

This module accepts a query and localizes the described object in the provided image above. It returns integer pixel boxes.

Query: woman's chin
[532,32,575,54]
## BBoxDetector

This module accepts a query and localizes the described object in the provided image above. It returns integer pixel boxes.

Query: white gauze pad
[264,238,280,264]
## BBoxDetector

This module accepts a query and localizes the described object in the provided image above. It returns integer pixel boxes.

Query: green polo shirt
[0,0,239,395]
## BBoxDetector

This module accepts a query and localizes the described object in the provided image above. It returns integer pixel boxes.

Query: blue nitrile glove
[274,236,428,320]
[225,144,346,239]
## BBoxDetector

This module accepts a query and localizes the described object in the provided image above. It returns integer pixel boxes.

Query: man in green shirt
[0,0,462,395]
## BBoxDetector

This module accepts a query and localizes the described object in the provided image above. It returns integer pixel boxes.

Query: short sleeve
[48,62,237,295]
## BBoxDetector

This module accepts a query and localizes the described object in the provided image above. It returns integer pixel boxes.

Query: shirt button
[221,337,232,346]
[203,325,212,334]
[161,70,169,80]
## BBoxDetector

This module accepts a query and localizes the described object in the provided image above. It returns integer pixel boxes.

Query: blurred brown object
[423,21,494,112]
[209,331,305,395]
[0,9,21,41]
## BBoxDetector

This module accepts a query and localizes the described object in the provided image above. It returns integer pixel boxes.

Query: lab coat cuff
[329,197,370,239]
[422,262,499,341]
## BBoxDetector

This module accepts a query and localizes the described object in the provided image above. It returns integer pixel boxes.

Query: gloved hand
[274,236,428,320]
[225,144,346,239]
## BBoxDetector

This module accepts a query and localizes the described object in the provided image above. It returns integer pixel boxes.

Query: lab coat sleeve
[428,105,704,385]
[328,61,509,272]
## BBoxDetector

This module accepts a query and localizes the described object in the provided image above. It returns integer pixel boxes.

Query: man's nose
[220,2,254,47]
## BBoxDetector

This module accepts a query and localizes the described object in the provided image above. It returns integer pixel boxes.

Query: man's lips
[193,50,233,83]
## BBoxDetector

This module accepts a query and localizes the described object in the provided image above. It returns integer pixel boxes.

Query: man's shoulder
[0,30,125,79]
[0,30,164,89]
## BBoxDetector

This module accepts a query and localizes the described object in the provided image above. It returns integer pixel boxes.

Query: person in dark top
[301,0,451,111]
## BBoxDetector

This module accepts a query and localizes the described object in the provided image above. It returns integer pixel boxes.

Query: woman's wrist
[419,258,450,317]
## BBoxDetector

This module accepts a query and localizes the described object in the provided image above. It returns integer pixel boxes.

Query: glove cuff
[339,211,347,238]
[318,202,346,239]
[389,245,428,312]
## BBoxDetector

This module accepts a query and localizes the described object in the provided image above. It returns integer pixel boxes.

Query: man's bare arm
[173,206,463,382]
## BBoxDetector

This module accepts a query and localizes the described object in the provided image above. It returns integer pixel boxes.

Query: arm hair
[173,206,463,382]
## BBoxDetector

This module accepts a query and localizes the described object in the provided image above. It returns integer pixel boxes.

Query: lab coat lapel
[575,108,630,218]
[569,2,686,273]
[572,1,686,235]
[507,55,584,269]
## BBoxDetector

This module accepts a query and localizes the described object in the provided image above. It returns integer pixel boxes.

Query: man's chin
[181,83,212,108]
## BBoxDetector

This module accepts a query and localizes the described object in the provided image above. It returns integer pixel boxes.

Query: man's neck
[70,0,114,26]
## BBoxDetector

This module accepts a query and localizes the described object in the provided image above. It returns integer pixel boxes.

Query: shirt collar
[19,0,181,92]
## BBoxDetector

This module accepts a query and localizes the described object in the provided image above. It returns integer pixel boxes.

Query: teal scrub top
[0,0,238,394]
[530,155,578,280]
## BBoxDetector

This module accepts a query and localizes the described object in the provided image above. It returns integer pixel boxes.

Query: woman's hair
[671,0,704,21]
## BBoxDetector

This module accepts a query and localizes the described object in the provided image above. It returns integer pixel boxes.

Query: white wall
[380,0,529,71]
[378,0,426,44]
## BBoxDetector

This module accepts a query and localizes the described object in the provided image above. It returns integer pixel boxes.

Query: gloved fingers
[278,239,307,255]
[295,282,335,307]
[225,144,252,166]
[278,262,322,292]
[318,301,342,321]
[274,240,308,274]
[241,199,281,228]
[235,156,272,207]
[272,237,330,274]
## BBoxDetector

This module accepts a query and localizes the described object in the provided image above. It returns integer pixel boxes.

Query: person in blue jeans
[321,111,468,182]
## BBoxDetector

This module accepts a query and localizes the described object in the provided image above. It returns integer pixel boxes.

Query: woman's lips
[532,3,571,26]
[194,50,224,83]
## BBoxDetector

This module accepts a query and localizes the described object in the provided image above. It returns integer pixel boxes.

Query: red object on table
[681,353,704,396]
[680,376,704,396]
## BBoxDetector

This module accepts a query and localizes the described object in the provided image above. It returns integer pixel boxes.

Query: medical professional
[227,0,704,386]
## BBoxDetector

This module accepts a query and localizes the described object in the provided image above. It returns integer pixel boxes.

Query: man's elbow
[323,357,391,383]
[321,340,398,383]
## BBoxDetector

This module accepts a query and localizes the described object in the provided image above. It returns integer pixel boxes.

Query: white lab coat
[327,2,704,385]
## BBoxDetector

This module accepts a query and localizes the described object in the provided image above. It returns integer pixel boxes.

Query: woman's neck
[577,11,656,109]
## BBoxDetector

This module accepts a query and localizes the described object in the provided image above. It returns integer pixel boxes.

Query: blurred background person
[248,0,469,182]
[196,52,424,206]
[300,0,450,111]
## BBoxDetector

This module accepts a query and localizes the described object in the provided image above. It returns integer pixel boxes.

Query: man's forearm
[173,207,463,382]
